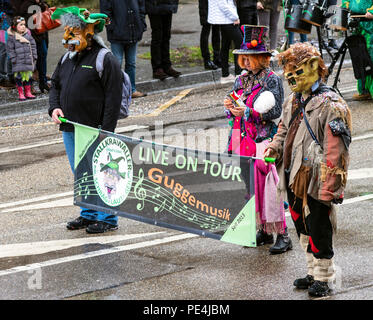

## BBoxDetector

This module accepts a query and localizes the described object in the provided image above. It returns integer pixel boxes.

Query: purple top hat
[233,25,272,55]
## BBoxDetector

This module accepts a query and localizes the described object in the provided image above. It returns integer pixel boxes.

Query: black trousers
[148,13,173,72]
[200,23,221,64]
[287,189,334,260]
[219,24,243,77]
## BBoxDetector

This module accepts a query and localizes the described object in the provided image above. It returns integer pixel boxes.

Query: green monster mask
[284,56,320,93]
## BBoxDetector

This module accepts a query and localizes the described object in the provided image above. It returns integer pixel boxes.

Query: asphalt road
[0,65,372,305]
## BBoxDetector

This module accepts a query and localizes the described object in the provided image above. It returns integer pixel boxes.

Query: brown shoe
[153,68,168,80]
[132,91,147,98]
[352,92,372,101]
[0,79,16,89]
[164,66,181,78]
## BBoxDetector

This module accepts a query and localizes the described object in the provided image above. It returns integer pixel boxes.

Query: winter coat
[100,0,146,44]
[267,87,351,203]
[236,0,257,9]
[227,68,284,155]
[6,27,37,72]
[207,0,239,25]
[48,40,123,133]
[145,0,179,15]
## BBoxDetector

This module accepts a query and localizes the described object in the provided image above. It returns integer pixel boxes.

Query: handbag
[33,7,61,34]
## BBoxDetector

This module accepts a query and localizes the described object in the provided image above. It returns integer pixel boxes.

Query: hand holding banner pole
[250,156,276,163]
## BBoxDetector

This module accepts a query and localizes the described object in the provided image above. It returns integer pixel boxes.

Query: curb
[0,56,353,120]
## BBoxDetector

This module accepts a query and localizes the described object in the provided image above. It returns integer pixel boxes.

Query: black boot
[293,274,314,289]
[67,216,96,230]
[308,280,331,297]
[39,81,50,93]
[204,60,218,70]
[256,229,274,246]
[164,66,182,78]
[269,231,293,254]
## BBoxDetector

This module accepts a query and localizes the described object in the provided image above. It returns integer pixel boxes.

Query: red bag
[234,134,256,157]
[228,116,256,157]
[33,7,61,34]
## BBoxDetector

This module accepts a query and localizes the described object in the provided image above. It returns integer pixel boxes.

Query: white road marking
[352,132,373,142]
[342,193,373,205]
[348,168,373,180]
[0,232,165,258]
[0,191,72,209]
[0,233,198,277]
[0,138,63,154]
[1,197,74,213]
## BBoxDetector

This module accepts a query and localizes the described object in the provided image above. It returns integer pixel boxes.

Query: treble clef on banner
[134,168,146,211]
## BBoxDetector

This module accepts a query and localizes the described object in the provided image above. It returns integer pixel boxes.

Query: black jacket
[145,0,179,15]
[100,0,146,44]
[236,0,257,8]
[198,0,208,25]
[48,42,122,133]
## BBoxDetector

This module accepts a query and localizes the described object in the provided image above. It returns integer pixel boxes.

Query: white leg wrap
[300,234,314,276]
[313,258,335,282]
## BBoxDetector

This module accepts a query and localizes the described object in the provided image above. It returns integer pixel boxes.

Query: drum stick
[350,15,366,18]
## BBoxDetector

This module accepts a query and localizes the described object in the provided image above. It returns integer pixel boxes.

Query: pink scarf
[254,140,286,233]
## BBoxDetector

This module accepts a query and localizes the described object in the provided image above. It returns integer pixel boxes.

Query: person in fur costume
[264,42,352,297]
[48,7,123,234]
[223,25,292,254]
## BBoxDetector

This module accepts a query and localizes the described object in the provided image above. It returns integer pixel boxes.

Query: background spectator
[257,0,282,50]
[208,0,243,84]
[198,0,220,70]
[6,16,37,100]
[15,0,50,93]
[145,0,181,80]
[100,0,147,98]
[0,0,15,88]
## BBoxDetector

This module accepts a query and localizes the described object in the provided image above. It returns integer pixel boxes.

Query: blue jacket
[100,0,146,44]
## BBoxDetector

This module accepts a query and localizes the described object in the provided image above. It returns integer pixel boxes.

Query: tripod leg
[317,27,324,59]
[332,41,347,97]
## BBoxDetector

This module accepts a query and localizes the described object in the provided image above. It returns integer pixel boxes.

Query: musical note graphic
[133,168,146,211]
[154,199,166,213]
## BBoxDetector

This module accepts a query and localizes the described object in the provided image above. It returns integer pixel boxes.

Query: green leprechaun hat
[51,6,107,33]
[100,153,127,179]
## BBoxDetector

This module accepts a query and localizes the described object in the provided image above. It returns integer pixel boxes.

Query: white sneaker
[220,74,236,84]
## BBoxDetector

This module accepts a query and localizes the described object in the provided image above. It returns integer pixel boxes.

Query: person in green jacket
[342,0,373,100]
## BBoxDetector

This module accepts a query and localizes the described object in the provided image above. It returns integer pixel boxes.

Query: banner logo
[92,137,133,207]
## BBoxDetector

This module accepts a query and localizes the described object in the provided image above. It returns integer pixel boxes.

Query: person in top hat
[223,25,292,254]
[48,7,123,234]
